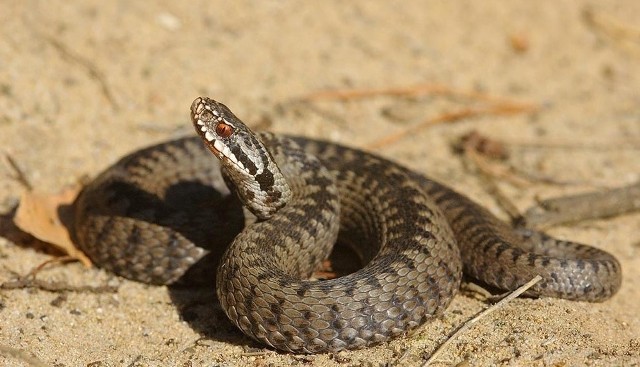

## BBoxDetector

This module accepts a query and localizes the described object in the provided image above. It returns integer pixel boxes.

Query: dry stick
[463,143,529,187]
[299,83,535,106]
[583,8,640,58]
[523,181,640,229]
[463,148,523,223]
[583,7,640,40]
[0,277,118,294]
[3,153,33,190]
[503,138,640,151]
[26,256,78,278]
[2,258,117,294]
[421,276,542,367]
[42,35,119,111]
[296,84,539,150]
[239,351,273,357]
[365,103,538,150]
[394,348,412,366]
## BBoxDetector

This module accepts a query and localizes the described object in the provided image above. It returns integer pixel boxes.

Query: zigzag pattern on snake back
[73,97,622,353]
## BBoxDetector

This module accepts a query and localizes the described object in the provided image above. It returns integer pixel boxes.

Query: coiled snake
[74,97,622,353]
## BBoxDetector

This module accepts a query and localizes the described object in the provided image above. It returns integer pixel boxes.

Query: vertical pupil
[216,124,232,137]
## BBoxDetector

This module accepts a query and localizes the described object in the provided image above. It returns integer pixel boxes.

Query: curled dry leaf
[13,185,92,266]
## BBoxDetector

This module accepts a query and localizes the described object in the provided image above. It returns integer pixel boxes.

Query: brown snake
[74,97,622,353]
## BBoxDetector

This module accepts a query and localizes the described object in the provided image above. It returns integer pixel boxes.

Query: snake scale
[73,97,622,353]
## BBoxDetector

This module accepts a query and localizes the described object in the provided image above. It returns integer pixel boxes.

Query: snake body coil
[74,97,622,353]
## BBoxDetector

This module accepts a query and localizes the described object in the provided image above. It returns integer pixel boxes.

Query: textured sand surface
[1,2,639,366]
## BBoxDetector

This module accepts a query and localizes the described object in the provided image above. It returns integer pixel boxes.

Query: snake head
[190,97,291,219]
[190,97,250,168]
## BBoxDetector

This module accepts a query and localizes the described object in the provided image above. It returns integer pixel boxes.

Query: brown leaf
[13,186,92,266]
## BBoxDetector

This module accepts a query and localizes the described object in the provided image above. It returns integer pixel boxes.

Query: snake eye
[215,123,234,138]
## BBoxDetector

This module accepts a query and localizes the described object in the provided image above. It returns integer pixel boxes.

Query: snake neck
[221,132,293,220]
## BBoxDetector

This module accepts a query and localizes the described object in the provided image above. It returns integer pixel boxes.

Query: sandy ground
[1,1,639,366]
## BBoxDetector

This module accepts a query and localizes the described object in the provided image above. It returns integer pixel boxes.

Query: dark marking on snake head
[255,170,275,192]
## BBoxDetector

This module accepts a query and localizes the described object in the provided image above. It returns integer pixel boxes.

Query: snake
[73,97,622,354]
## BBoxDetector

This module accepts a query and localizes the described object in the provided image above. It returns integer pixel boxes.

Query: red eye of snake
[215,123,234,138]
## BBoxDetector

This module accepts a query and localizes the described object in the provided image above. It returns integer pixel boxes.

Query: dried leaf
[14,186,92,266]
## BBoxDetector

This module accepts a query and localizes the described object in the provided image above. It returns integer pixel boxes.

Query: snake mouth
[194,129,246,172]
[203,137,246,171]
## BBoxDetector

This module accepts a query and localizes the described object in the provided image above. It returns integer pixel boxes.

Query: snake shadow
[168,242,362,351]
[111,179,268,349]
[163,180,362,350]
[154,180,360,350]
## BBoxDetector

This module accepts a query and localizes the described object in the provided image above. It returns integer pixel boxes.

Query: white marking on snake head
[205,131,215,141]
[196,103,204,114]
[200,125,207,132]
[212,139,244,169]
[197,119,205,126]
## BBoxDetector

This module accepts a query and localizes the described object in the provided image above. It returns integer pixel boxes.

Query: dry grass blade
[523,181,640,228]
[42,35,120,110]
[299,83,536,106]
[294,84,539,149]
[3,153,33,190]
[421,276,542,367]
[583,7,640,57]
[365,103,538,150]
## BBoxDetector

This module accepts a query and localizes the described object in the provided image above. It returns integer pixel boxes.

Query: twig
[298,83,536,106]
[365,103,537,149]
[393,348,411,366]
[459,132,524,222]
[503,138,640,151]
[523,181,640,228]
[41,35,119,110]
[0,345,49,367]
[0,277,118,294]
[2,259,118,294]
[26,256,77,278]
[239,351,273,357]
[421,276,542,367]
[459,131,580,197]
[582,7,640,58]
[466,148,524,223]
[3,152,33,190]
[583,8,640,41]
